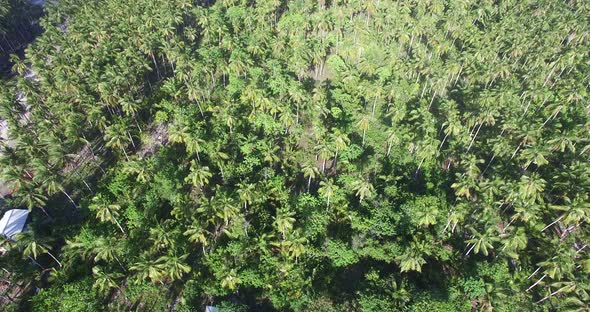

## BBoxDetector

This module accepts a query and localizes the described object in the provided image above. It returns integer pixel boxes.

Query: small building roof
[0,209,29,239]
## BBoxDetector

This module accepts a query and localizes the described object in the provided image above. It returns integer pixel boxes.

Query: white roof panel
[0,209,29,239]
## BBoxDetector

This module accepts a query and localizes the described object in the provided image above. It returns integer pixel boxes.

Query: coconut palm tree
[351,178,374,202]
[130,259,164,284]
[89,196,126,235]
[237,182,255,210]
[465,227,499,257]
[104,119,133,161]
[396,250,426,273]
[221,269,241,291]
[185,160,212,189]
[92,266,123,296]
[318,179,338,209]
[274,209,296,240]
[14,232,62,268]
[184,223,209,254]
[156,254,191,282]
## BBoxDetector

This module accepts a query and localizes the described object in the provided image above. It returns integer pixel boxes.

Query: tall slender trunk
[438,132,450,152]
[510,142,523,160]
[467,123,483,152]
[195,100,204,117]
[122,147,130,161]
[527,267,541,280]
[502,216,518,233]
[38,206,51,218]
[81,179,92,192]
[150,52,161,79]
[540,106,562,129]
[134,117,142,133]
[113,217,126,235]
[127,132,136,149]
[62,190,77,209]
[46,251,62,267]
[415,157,426,175]
[481,154,496,176]
[541,215,564,232]
[428,91,436,110]
[536,288,564,304]
[420,81,427,100]
[526,274,546,291]
[114,255,126,272]
[543,65,556,87]
[28,256,44,270]
[465,243,476,256]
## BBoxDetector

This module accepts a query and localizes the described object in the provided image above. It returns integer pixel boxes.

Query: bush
[31,278,101,312]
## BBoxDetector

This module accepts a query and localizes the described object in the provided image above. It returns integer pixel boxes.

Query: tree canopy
[0,0,589,311]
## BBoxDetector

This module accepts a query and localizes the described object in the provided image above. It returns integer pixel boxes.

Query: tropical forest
[0,0,589,311]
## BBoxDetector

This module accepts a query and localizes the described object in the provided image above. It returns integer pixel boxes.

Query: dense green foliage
[0,0,589,310]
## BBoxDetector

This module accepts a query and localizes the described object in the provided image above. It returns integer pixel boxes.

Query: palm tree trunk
[150,52,161,79]
[428,91,437,110]
[39,206,51,218]
[481,154,496,176]
[541,215,564,232]
[543,65,556,87]
[113,217,126,235]
[122,147,130,161]
[540,106,562,129]
[114,255,126,272]
[465,243,476,256]
[438,132,450,152]
[416,157,426,175]
[526,274,546,291]
[536,287,563,304]
[467,123,483,152]
[62,190,77,209]
[127,132,136,149]
[28,256,44,270]
[82,179,92,192]
[46,251,62,268]
[362,129,366,146]
[510,142,523,160]
[503,216,517,233]
[527,266,541,280]
[134,117,142,133]
[195,100,204,118]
